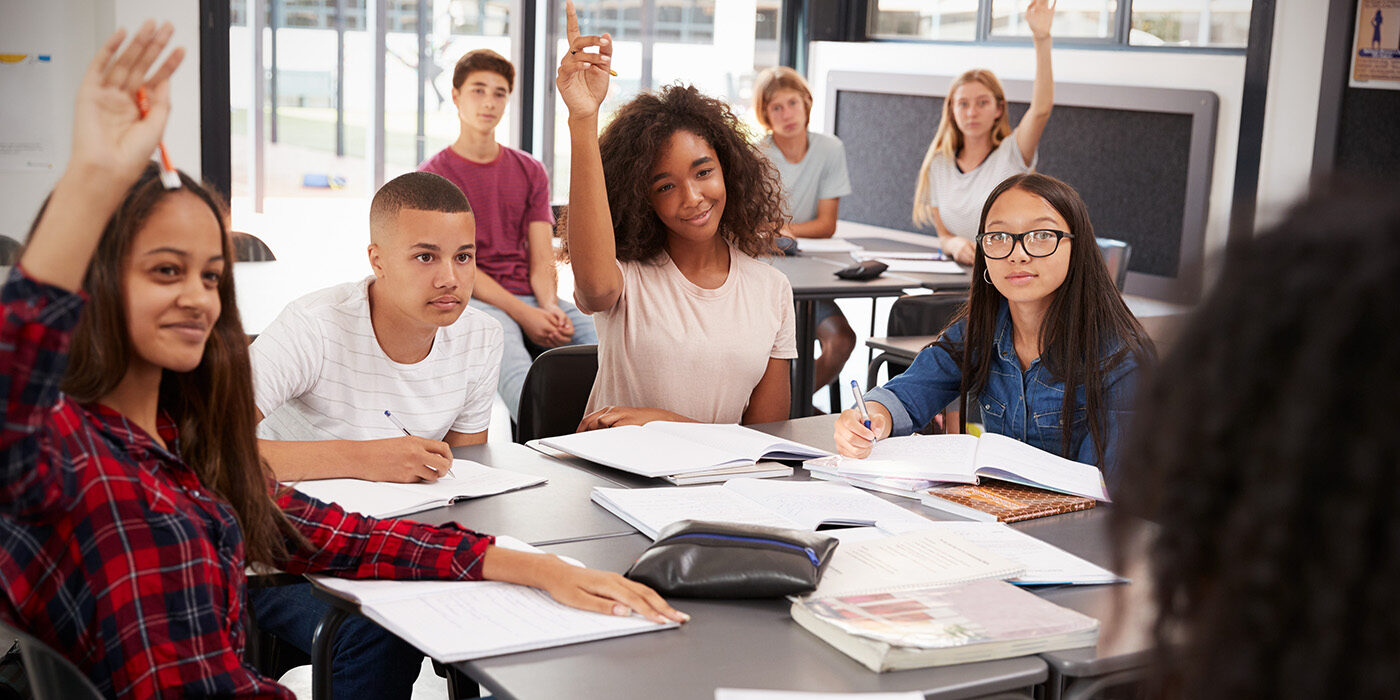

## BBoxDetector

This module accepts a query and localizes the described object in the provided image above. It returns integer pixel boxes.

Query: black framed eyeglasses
[977,229,1075,259]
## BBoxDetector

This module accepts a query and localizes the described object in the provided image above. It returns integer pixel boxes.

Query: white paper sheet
[290,459,546,518]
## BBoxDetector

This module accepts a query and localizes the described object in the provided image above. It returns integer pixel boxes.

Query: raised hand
[555,0,613,120]
[1025,0,1056,39]
[74,21,185,186]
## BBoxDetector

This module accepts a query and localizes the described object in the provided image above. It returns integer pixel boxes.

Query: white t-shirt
[251,276,504,441]
[759,131,853,223]
[925,134,1037,240]
[580,245,798,424]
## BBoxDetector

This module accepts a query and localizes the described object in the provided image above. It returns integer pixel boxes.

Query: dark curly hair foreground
[560,83,786,262]
[1113,183,1400,699]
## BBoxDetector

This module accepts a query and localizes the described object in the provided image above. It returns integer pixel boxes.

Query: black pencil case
[624,520,839,598]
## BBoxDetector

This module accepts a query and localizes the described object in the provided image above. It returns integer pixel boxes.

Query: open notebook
[311,536,677,662]
[590,478,935,539]
[290,459,546,519]
[540,422,829,479]
[808,432,1110,501]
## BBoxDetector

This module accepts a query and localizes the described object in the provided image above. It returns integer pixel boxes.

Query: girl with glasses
[834,173,1153,485]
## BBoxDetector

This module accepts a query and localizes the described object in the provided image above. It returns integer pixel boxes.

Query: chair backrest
[515,344,598,444]
[0,237,22,267]
[232,232,277,262]
[886,292,967,337]
[0,620,103,700]
[1096,238,1131,291]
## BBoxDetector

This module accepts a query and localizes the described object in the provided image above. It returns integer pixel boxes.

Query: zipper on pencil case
[666,533,821,567]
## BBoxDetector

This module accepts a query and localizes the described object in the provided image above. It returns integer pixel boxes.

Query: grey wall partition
[824,71,1218,303]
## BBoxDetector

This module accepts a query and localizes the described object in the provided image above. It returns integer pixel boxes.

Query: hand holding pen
[384,410,455,479]
[833,382,890,459]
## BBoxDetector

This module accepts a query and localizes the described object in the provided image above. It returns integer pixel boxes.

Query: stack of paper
[311,536,677,662]
[541,422,828,480]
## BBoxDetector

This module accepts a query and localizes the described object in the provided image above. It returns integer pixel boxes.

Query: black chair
[232,232,277,262]
[514,344,598,444]
[0,619,103,700]
[0,236,22,267]
[245,573,313,685]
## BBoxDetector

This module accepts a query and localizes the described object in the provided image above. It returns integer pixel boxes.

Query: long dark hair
[57,162,304,567]
[560,83,786,262]
[1113,185,1400,699]
[937,173,1153,460]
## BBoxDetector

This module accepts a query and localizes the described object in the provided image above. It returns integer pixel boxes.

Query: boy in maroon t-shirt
[419,49,597,421]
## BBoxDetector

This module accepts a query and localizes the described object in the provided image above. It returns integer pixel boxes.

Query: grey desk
[768,255,920,417]
[401,441,639,546]
[865,334,939,386]
[457,534,1045,700]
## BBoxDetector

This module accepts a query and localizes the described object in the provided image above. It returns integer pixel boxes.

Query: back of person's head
[1114,185,1400,700]
[753,66,813,132]
[369,171,473,244]
[34,162,302,567]
[452,48,514,92]
[912,69,1012,228]
[943,173,1152,459]
[562,83,784,263]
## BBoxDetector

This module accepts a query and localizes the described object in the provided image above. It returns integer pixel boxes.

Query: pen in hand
[384,410,454,478]
[850,380,876,444]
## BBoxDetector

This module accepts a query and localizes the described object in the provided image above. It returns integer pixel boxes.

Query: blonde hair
[912,69,1013,228]
[753,66,813,132]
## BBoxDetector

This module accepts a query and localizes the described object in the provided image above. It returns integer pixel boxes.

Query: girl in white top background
[913,0,1057,265]
[556,1,796,429]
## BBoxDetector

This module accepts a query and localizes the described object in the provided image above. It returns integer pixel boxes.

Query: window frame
[862,0,1250,54]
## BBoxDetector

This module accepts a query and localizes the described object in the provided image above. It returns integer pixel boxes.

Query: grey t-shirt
[760,131,853,223]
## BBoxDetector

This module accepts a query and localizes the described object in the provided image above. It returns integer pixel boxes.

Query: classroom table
[767,255,920,417]
[454,533,1047,700]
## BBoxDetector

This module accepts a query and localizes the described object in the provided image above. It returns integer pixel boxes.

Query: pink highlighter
[135,87,181,190]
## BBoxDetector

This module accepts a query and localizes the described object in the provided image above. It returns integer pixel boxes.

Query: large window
[870,0,1250,48]
[545,0,783,196]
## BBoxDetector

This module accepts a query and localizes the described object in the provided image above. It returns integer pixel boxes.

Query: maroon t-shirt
[419,145,554,296]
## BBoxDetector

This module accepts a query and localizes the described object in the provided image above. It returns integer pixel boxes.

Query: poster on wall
[0,52,58,171]
[1351,0,1400,89]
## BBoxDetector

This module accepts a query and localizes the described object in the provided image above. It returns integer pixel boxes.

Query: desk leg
[311,606,351,700]
[790,299,817,418]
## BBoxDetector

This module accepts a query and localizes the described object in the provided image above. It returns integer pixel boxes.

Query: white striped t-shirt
[251,276,504,442]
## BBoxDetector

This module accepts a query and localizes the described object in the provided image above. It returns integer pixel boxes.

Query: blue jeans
[248,583,422,699]
[472,296,598,421]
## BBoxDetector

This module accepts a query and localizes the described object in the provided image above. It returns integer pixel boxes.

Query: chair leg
[827,379,842,413]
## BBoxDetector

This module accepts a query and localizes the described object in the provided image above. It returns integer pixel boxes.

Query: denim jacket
[864,301,1140,483]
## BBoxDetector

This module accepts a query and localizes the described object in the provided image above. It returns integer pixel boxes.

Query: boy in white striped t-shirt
[251,171,504,484]
[247,171,505,697]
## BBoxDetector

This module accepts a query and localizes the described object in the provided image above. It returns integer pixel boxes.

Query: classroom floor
[277,657,449,698]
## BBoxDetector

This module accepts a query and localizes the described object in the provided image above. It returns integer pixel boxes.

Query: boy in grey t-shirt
[755,67,855,406]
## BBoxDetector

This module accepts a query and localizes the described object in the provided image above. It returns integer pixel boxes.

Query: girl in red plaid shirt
[0,21,685,700]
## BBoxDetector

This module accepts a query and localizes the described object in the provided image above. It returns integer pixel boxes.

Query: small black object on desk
[834,260,888,281]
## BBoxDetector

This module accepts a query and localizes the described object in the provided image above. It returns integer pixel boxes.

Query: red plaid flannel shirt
[0,268,494,699]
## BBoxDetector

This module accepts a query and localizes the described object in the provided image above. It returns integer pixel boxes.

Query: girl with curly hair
[1114,185,1400,699]
[834,173,1153,484]
[557,1,795,429]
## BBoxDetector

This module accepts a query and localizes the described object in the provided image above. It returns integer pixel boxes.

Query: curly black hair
[560,83,787,262]
[1113,182,1400,699]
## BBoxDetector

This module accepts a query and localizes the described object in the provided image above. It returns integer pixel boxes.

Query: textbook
[790,578,1099,672]
[873,522,1125,586]
[589,478,937,539]
[311,536,677,662]
[540,422,829,479]
[290,459,547,519]
[808,432,1110,502]
[920,482,1096,523]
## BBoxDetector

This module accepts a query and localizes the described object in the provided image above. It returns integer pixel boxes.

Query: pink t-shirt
[580,245,798,424]
[419,145,554,295]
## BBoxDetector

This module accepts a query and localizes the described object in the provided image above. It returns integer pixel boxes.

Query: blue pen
[384,410,452,477]
[849,380,875,443]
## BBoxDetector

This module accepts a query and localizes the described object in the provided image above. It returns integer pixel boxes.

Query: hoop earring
[983,269,992,285]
